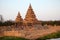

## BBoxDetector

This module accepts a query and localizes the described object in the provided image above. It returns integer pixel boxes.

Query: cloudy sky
[0,0,60,21]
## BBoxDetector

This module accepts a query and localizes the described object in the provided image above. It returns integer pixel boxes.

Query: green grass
[36,31,60,40]
[0,36,28,40]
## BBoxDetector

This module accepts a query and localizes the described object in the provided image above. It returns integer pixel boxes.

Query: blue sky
[0,0,60,21]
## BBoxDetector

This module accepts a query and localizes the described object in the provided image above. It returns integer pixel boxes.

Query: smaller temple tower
[15,12,23,23]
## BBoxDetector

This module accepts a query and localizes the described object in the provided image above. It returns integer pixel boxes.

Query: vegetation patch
[36,31,60,40]
[0,36,28,40]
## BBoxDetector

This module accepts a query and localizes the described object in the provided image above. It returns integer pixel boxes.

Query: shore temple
[15,4,40,24]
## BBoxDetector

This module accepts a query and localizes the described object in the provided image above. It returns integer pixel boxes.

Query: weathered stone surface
[15,12,23,23]
[0,25,60,39]
[24,4,38,23]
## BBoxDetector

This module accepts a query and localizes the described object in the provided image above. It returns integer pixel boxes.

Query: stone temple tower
[15,12,23,23]
[24,4,38,24]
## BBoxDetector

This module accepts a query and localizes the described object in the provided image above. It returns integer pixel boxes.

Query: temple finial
[18,11,21,17]
[29,4,32,9]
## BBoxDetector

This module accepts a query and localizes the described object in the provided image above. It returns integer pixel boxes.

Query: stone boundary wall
[0,25,60,39]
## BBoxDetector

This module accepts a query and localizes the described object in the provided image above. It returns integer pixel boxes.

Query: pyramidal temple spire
[24,4,38,23]
[15,12,23,23]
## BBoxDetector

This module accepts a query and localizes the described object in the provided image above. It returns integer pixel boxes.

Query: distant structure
[24,4,38,24]
[15,4,39,24]
[15,12,23,23]
[0,15,4,22]
[0,4,60,39]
